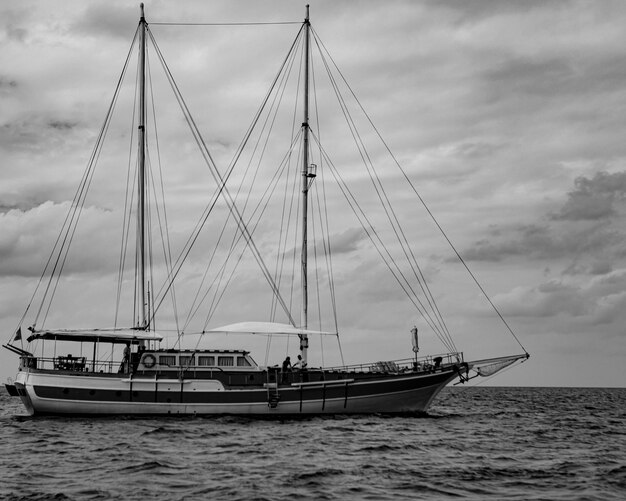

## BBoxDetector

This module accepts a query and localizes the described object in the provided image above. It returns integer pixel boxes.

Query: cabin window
[159,355,176,366]
[217,356,234,366]
[198,356,215,366]
[179,356,195,366]
[237,357,251,367]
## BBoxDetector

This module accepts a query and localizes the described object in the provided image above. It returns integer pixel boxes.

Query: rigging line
[310,120,451,346]
[310,189,324,333]
[199,132,305,329]
[146,43,181,334]
[316,51,456,349]
[40,32,137,327]
[180,27,305,331]
[271,134,302,323]
[147,29,299,327]
[146,157,155,330]
[116,148,138,328]
[267,102,303,363]
[203,27,302,324]
[134,168,142,328]
[314,34,453,349]
[29,34,136,325]
[147,103,270,331]
[150,26,304,328]
[312,31,525,355]
[270,29,305,322]
[465,356,529,387]
[116,41,141,329]
[200,132,305,330]
[145,150,177,328]
[29,26,141,330]
[132,163,140,328]
[312,173,334,327]
[42,119,109,329]
[314,35,454,349]
[310,45,339,332]
[218,22,305,198]
[180,177,241,333]
[311,132,455,352]
[288,140,304,319]
[150,21,301,26]
[270,45,304,324]
[189,27,306,328]
[313,32,456,351]
[315,44,427,300]
[272,145,301,319]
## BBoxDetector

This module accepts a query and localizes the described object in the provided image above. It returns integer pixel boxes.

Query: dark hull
[13,368,459,416]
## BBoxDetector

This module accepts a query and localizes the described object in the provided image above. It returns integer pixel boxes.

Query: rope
[150,22,300,26]
[311,28,527,355]
[20,24,141,334]
[312,30,457,351]
[146,26,302,328]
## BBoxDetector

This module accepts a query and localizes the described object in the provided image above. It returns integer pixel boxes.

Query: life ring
[142,354,156,369]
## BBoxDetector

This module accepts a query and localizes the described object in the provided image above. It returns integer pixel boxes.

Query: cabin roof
[156,349,250,355]
[27,328,164,344]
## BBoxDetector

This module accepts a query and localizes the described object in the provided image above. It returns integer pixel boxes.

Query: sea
[1,386,624,501]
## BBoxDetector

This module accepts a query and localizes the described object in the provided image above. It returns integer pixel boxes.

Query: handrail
[320,352,463,373]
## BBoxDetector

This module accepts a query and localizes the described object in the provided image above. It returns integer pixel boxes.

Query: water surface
[1,387,624,500]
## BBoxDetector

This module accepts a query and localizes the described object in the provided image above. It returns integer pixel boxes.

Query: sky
[1,0,625,388]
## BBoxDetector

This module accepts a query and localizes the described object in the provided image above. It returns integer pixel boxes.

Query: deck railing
[321,352,464,373]
[20,355,122,374]
[20,351,465,376]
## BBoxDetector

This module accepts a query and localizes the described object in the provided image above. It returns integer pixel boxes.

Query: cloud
[323,227,366,255]
[2,0,626,388]
[72,3,138,40]
[551,171,626,221]
[0,76,18,93]
[495,280,589,318]
[494,269,626,329]
[463,222,622,263]
[437,0,565,22]
[462,170,626,267]
[0,201,120,278]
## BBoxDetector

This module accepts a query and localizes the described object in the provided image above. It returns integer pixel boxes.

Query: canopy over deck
[207,322,336,336]
[26,328,164,344]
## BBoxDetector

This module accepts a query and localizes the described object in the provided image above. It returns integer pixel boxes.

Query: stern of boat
[13,371,35,415]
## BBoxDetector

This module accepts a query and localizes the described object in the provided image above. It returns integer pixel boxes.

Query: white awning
[206,322,337,336]
[27,328,164,344]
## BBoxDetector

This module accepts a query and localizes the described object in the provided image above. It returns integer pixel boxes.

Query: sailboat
[4,5,528,415]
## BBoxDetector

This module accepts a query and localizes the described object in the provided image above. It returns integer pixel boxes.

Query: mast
[138,3,148,329]
[300,5,311,364]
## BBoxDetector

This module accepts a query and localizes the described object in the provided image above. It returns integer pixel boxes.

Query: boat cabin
[136,349,258,372]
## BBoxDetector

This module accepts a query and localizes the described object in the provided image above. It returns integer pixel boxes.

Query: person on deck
[120,342,131,374]
[132,345,145,372]
[293,354,309,382]
[293,354,307,370]
[281,356,292,383]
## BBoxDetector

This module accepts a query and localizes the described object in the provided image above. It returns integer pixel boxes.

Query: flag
[14,327,22,341]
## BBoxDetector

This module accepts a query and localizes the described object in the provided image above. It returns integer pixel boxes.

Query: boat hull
[13,368,458,416]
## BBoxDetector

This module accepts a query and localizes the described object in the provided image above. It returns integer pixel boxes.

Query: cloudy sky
[1,0,625,388]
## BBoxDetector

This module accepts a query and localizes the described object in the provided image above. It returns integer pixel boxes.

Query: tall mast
[300,5,311,363]
[138,3,148,329]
